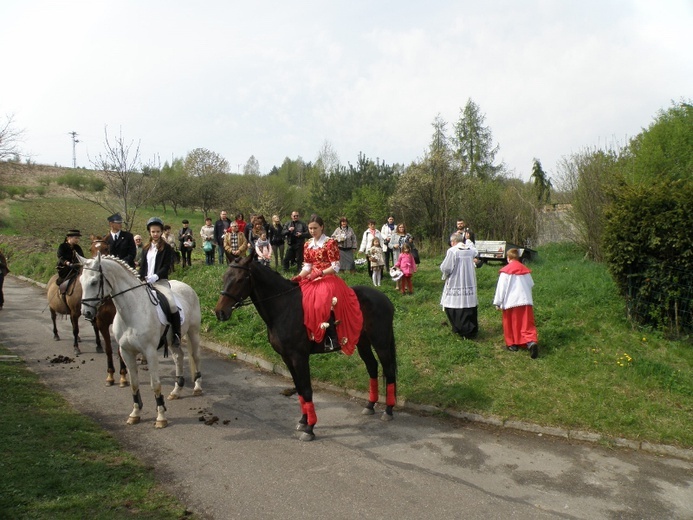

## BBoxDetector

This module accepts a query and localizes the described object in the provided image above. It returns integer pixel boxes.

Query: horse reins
[81,262,157,314]
[220,264,299,310]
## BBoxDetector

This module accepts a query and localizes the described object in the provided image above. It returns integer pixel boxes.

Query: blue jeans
[217,244,225,264]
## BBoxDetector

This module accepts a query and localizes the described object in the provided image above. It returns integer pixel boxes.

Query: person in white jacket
[492,249,539,358]
[440,234,479,339]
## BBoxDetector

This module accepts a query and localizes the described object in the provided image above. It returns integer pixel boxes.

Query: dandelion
[642,337,647,342]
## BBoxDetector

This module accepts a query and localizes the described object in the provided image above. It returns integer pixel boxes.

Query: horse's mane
[99,255,141,280]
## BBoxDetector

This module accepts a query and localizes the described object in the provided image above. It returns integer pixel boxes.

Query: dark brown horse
[88,235,127,386]
[46,236,126,386]
[214,255,397,441]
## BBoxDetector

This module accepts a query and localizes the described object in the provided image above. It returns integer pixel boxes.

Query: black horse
[214,255,397,441]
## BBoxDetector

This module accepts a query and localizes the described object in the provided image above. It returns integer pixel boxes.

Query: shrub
[56,172,106,192]
[603,179,693,334]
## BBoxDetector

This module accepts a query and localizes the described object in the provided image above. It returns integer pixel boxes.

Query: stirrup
[324,335,340,352]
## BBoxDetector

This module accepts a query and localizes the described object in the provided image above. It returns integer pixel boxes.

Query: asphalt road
[1,275,692,520]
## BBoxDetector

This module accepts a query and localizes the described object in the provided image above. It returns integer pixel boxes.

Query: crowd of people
[41,211,538,358]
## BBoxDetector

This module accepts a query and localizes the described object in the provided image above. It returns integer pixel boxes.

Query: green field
[1,197,692,448]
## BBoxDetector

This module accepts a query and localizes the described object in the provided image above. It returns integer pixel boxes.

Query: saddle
[58,275,77,296]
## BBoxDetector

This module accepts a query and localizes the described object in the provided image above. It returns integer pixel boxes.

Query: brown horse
[46,236,127,386]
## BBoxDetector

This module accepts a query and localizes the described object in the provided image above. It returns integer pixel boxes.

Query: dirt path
[1,275,692,519]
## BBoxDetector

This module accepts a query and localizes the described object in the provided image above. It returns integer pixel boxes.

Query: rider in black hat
[139,217,182,347]
[56,230,84,287]
[105,213,137,268]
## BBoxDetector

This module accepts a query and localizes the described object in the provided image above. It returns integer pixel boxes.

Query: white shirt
[146,243,158,278]
[440,242,478,309]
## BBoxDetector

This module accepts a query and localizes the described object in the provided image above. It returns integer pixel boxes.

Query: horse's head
[90,235,110,257]
[215,255,253,321]
[79,252,107,321]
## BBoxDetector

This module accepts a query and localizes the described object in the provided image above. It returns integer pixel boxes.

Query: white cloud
[1,0,690,181]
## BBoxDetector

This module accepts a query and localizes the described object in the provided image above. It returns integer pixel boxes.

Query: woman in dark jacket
[269,214,285,270]
[139,217,181,347]
[56,229,84,285]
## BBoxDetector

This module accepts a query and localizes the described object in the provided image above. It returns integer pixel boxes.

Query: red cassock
[299,238,363,355]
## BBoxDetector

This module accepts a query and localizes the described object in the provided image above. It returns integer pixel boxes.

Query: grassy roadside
[1,198,692,448]
[0,346,197,519]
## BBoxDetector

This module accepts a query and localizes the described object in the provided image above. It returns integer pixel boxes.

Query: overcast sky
[1,1,691,181]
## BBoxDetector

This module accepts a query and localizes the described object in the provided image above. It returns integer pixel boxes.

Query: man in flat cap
[105,213,137,268]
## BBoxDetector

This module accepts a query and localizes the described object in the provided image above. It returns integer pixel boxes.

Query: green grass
[0,346,196,519]
[2,198,693,449]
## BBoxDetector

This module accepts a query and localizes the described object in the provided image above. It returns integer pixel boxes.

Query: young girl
[394,243,417,294]
[368,237,386,286]
[255,232,272,267]
[492,248,539,358]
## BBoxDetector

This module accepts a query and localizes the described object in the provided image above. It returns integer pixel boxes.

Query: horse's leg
[283,353,316,441]
[378,332,398,421]
[121,348,143,425]
[118,350,129,387]
[187,328,203,396]
[93,321,104,354]
[51,309,60,341]
[146,353,168,428]
[357,339,380,416]
[167,344,185,400]
[70,312,81,356]
[96,317,114,386]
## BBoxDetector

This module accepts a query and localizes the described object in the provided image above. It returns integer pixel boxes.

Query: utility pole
[68,131,79,168]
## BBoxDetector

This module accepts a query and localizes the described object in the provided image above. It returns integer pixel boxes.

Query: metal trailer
[474,240,536,264]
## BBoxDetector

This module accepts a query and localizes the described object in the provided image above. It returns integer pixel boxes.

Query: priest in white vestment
[440,234,478,339]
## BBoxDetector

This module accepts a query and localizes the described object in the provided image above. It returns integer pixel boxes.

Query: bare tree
[243,155,260,176]
[0,114,24,161]
[315,139,340,175]
[83,127,160,231]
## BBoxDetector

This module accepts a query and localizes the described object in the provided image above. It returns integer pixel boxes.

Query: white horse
[78,253,203,428]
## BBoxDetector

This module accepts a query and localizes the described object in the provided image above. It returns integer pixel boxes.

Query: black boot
[169,311,182,347]
[323,313,340,352]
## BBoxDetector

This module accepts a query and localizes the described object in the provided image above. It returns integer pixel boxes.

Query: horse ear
[76,253,88,265]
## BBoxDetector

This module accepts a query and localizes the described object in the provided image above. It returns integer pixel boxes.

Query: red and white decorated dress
[299,235,363,355]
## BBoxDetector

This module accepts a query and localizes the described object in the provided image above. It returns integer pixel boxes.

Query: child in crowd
[255,232,272,267]
[492,248,539,359]
[394,243,417,295]
[368,237,386,286]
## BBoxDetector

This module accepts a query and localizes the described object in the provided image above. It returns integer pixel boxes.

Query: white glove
[146,274,159,284]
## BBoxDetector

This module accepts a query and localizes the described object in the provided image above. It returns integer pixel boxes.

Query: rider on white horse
[139,217,182,347]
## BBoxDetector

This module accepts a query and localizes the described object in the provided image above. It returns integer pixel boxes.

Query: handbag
[183,239,195,249]
[203,240,213,252]
[411,246,420,265]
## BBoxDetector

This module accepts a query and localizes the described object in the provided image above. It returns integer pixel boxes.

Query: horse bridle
[220,263,300,311]
[80,261,155,315]
[220,264,254,310]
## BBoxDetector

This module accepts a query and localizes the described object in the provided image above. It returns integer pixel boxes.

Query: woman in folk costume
[292,215,363,354]
[440,233,479,339]
[492,248,539,359]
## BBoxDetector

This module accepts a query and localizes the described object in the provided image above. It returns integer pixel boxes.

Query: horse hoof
[166,393,179,401]
[126,416,141,425]
[155,420,168,429]
[105,379,114,387]
[192,389,203,396]
[96,346,104,353]
[119,380,129,388]
[380,412,394,422]
[298,431,315,442]
[53,335,60,341]
[361,407,375,416]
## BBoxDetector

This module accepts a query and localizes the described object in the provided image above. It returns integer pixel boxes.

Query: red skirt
[501,305,538,348]
[299,274,363,355]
